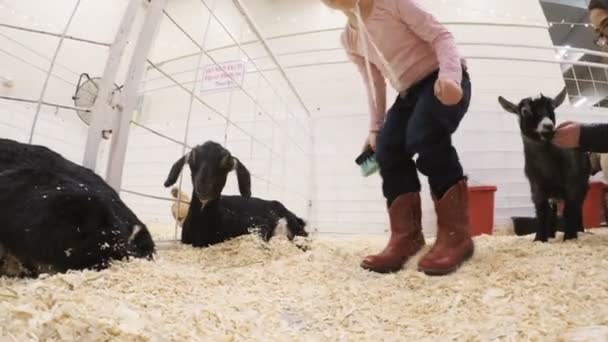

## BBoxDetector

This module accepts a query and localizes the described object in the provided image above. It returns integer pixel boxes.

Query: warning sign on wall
[200,60,246,93]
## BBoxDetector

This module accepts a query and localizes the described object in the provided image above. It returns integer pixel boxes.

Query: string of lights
[548,20,592,28]
[0,0,593,33]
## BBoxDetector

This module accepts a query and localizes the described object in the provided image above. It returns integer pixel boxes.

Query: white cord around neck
[352,1,399,108]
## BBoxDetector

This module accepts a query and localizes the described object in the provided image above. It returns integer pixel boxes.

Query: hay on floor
[1,230,608,341]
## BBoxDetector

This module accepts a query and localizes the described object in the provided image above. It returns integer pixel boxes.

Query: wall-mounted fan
[72,73,123,139]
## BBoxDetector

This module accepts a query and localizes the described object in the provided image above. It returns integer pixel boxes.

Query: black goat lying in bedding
[0,138,155,277]
[498,88,592,242]
[164,141,309,248]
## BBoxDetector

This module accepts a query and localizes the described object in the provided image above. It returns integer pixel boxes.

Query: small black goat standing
[0,138,155,277]
[163,141,308,248]
[498,88,591,242]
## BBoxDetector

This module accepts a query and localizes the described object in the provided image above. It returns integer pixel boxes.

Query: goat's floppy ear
[164,154,187,187]
[552,87,568,109]
[498,96,519,114]
[233,157,251,197]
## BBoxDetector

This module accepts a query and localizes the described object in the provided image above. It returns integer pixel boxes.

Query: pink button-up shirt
[341,0,464,130]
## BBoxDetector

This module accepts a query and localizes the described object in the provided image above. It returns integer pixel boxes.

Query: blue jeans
[376,68,472,205]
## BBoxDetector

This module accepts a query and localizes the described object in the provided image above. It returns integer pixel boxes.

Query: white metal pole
[307,118,316,226]
[223,86,236,147]
[266,118,275,195]
[105,0,168,191]
[82,0,142,171]
[249,47,262,182]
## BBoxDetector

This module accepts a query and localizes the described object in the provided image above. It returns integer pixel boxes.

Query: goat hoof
[563,234,578,241]
[533,237,548,243]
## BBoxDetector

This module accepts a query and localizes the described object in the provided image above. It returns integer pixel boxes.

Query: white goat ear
[498,96,519,115]
[552,87,568,109]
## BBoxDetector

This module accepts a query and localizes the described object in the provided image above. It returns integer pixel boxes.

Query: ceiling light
[573,97,587,107]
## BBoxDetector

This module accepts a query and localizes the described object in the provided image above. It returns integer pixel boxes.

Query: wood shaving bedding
[1,230,608,341]
[147,224,180,241]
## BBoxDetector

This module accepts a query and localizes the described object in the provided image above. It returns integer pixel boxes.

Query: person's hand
[434,78,463,106]
[364,131,378,152]
[552,121,581,148]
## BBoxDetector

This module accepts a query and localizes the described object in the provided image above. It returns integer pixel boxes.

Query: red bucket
[468,185,497,236]
[583,182,605,228]
[556,182,605,229]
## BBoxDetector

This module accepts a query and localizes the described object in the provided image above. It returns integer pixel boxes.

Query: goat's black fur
[0,138,155,277]
[164,141,308,248]
[498,88,591,242]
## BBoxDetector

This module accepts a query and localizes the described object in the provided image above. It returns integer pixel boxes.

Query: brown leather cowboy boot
[360,192,425,273]
[417,178,474,276]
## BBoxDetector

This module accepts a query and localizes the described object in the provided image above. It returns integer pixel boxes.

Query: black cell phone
[355,145,375,165]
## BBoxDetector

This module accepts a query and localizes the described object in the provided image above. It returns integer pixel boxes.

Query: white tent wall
[2,0,608,240]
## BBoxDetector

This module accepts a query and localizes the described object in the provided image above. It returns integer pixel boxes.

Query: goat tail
[286,213,311,252]
[268,200,308,238]
[589,152,602,176]
[286,212,308,238]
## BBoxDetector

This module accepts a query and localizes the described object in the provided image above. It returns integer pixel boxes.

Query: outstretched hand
[552,121,581,148]
[434,78,463,106]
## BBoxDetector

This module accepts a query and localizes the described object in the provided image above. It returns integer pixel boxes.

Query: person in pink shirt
[321,0,473,275]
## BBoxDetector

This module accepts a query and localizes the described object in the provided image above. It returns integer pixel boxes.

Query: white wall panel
[3,0,608,240]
